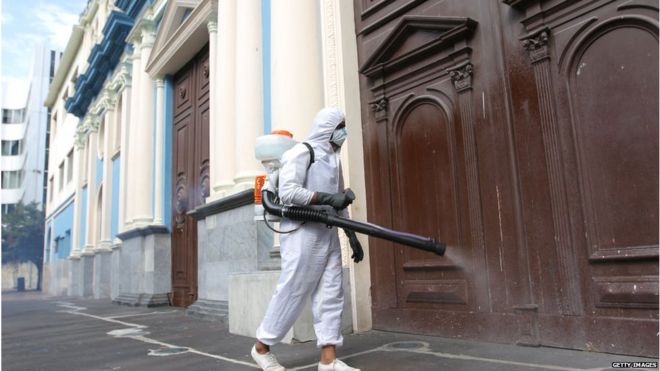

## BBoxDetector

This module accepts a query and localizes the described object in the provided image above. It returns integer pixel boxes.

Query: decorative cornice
[79,0,100,26]
[44,25,84,107]
[74,50,130,144]
[65,9,135,118]
[448,62,473,92]
[107,54,133,91]
[116,0,149,19]
[87,114,102,132]
[74,126,87,149]
[521,28,551,63]
[100,92,118,111]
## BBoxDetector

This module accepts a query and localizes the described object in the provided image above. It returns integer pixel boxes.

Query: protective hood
[306,107,345,145]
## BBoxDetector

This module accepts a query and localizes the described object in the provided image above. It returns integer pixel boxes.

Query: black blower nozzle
[262,190,446,256]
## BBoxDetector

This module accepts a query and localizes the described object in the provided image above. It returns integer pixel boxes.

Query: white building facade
[44,0,373,338]
[2,45,60,214]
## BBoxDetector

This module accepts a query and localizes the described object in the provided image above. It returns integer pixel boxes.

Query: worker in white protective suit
[251,108,364,371]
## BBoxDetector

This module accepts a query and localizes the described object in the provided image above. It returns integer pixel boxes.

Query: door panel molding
[592,276,659,309]
[562,17,659,262]
[170,45,209,307]
[522,28,583,316]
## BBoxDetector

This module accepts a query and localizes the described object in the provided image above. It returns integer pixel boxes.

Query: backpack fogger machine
[254,131,446,256]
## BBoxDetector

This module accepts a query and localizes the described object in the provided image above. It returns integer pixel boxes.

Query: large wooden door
[354,0,658,357]
[516,1,659,356]
[171,46,210,307]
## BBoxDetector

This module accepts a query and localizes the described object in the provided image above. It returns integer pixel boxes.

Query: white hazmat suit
[256,108,348,348]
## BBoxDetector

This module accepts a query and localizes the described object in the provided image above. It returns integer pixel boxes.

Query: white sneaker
[251,345,286,371]
[318,359,361,371]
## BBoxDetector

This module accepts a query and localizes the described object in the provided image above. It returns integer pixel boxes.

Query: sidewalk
[2,293,657,371]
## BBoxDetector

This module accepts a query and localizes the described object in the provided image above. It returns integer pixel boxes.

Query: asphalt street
[1,292,657,371]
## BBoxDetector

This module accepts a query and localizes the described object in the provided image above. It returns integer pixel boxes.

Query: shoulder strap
[302,142,315,170]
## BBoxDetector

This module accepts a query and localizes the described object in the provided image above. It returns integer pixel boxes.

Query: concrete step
[186,299,228,323]
[113,293,170,307]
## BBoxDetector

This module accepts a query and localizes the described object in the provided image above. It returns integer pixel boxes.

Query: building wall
[0,79,29,208]
[1,45,59,212]
[2,262,39,291]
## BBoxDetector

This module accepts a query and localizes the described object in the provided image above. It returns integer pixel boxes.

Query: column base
[231,182,256,194]
[93,250,112,299]
[69,257,83,296]
[111,238,122,249]
[81,255,94,297]
[209,181,236,202]
[131,216,155,227]
[44,260,70,297]
[96,240,113,253]
[233,171,261,192]
[81,245,95,257]
[114,225,171,304]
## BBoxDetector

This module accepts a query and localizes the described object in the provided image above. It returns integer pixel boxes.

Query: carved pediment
[152,0,200,51]
[146,0,216,78]
[359,16,477,78]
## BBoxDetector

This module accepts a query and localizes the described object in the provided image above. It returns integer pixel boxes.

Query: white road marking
[55,302,261,369]
[291,341,599,371]
[106,310,179,319]
[54,302,611,371]
[59,308,148,329]
[384,342,589,371]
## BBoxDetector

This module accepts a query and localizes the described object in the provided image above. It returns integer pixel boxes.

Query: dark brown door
[354,0,658,357]
[171,46,210,307]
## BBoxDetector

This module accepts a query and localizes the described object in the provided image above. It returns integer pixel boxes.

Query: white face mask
[330,127,348,147]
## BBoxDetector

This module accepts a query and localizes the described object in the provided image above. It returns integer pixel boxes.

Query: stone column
[153,79,165,225]
[118,80,132,234]
[94,107,115,299]
[133,25,156,226]
[233,0,263,190]
[206,18,219,198]
[98,106,116,251]
[210,0,237,198]
[271,0,324,138]
[70,143,85,258]
[126,43,142,227]
[82,131,98,256]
